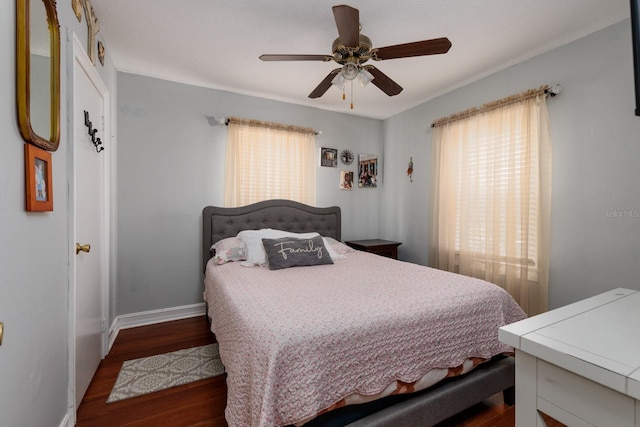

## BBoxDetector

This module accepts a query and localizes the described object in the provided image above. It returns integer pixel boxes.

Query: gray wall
[116,74,383,315]
[0,2,117,425]
[381,20,640,309]
[118,19,640,315]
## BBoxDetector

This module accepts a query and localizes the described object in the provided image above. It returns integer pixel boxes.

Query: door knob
[76,243,91,255]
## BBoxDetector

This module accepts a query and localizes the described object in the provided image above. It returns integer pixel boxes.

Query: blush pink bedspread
[204,251,526,427]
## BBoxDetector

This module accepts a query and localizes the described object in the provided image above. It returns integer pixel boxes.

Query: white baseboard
[108,303,206,351]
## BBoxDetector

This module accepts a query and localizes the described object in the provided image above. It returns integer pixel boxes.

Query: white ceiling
[89,0,631,120]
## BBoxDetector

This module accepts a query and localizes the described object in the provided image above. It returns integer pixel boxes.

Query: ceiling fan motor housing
[332,34,372,64]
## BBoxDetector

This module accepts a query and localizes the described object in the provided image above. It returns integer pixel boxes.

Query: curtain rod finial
[206,116,228,127]
[545,84,562,97]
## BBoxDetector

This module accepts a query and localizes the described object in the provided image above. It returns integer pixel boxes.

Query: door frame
[66,32,112,420]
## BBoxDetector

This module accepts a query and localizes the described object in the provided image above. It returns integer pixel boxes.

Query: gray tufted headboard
[202,199,341,270]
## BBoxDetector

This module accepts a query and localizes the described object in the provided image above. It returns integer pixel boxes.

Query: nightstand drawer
[344,239,402,260]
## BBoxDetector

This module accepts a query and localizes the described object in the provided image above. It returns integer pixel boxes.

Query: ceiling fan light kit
[331,64,374,88]
[341,61,360,80]
[357,68,374,87]
[259,4,452,109]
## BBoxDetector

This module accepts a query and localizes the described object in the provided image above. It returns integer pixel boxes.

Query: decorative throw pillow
[211,237,247,265]
[262,236,334,270]
[238,229,340,266]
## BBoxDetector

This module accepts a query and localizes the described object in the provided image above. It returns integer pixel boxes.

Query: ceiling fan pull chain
[350,80,354,109]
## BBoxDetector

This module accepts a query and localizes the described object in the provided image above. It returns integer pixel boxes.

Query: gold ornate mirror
[16,0,61,151]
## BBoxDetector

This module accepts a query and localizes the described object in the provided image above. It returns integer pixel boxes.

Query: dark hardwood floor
[76,316,560,427]
[76,316,225,426]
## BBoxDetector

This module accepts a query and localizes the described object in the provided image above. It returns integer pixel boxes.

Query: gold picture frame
[16,0,61,151]
[72,0,83,21]
[25,143,53,211]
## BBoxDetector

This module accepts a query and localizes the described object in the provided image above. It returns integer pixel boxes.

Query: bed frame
[202,199,515,427]
[202,199,341,270]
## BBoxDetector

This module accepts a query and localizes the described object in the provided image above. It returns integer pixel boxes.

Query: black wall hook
[84,110,104,153]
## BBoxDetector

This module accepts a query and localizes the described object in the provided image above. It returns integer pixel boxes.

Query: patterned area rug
[107,344,225,403]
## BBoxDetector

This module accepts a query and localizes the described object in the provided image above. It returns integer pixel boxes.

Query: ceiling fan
[259,4,452,104]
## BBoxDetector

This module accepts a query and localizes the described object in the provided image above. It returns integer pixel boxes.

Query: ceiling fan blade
[374,37,452,60]
[308,68,341,99]
[259,54,332,62]
[332,5,359,47]
[365,66,403,96]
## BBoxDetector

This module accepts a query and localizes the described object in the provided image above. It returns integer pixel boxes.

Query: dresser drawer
[537,360,634,426]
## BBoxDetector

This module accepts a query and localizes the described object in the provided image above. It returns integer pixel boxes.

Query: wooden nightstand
[344,239,402,260]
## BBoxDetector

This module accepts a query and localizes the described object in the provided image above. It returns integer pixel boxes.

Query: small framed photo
[340,171,354,190]
[320,147,338,167]
[358,154,378,188]
[25,143,53,211]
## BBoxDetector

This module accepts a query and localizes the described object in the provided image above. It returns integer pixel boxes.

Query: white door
[71,34,109,410]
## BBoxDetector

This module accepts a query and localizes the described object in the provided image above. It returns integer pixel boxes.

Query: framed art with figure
[340,170,353,190]
[320,147,338,167]
[358,154,378,188]
[25,143,53,211]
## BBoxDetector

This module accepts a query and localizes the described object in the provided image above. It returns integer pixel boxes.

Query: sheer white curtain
[429,88,552,315]
[224,117,316,207]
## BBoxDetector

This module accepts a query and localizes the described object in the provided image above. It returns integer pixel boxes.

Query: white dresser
[499,288,640,426]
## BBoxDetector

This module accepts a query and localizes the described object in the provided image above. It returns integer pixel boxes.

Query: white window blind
[429,88,552,315]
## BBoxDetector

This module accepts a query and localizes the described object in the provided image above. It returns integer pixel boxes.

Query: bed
[202,199,525,427]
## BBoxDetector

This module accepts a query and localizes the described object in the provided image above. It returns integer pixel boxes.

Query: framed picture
[340,170,354,190]
[25,143,53,211]
[358,154,378,188]
[320,147,338,167]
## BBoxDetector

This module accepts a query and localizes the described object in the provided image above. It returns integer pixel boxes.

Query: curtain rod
[206,116,321,135]
[429,84,562,129]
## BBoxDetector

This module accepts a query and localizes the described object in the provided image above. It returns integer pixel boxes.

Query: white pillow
[322,237,346,261]
[323,236,355,254]
[237,229,344,266]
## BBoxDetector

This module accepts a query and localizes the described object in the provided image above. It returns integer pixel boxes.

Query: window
[224,117,316,207]
[429,88,552,315]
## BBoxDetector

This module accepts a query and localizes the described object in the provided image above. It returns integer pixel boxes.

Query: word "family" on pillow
[262,236,334,270]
